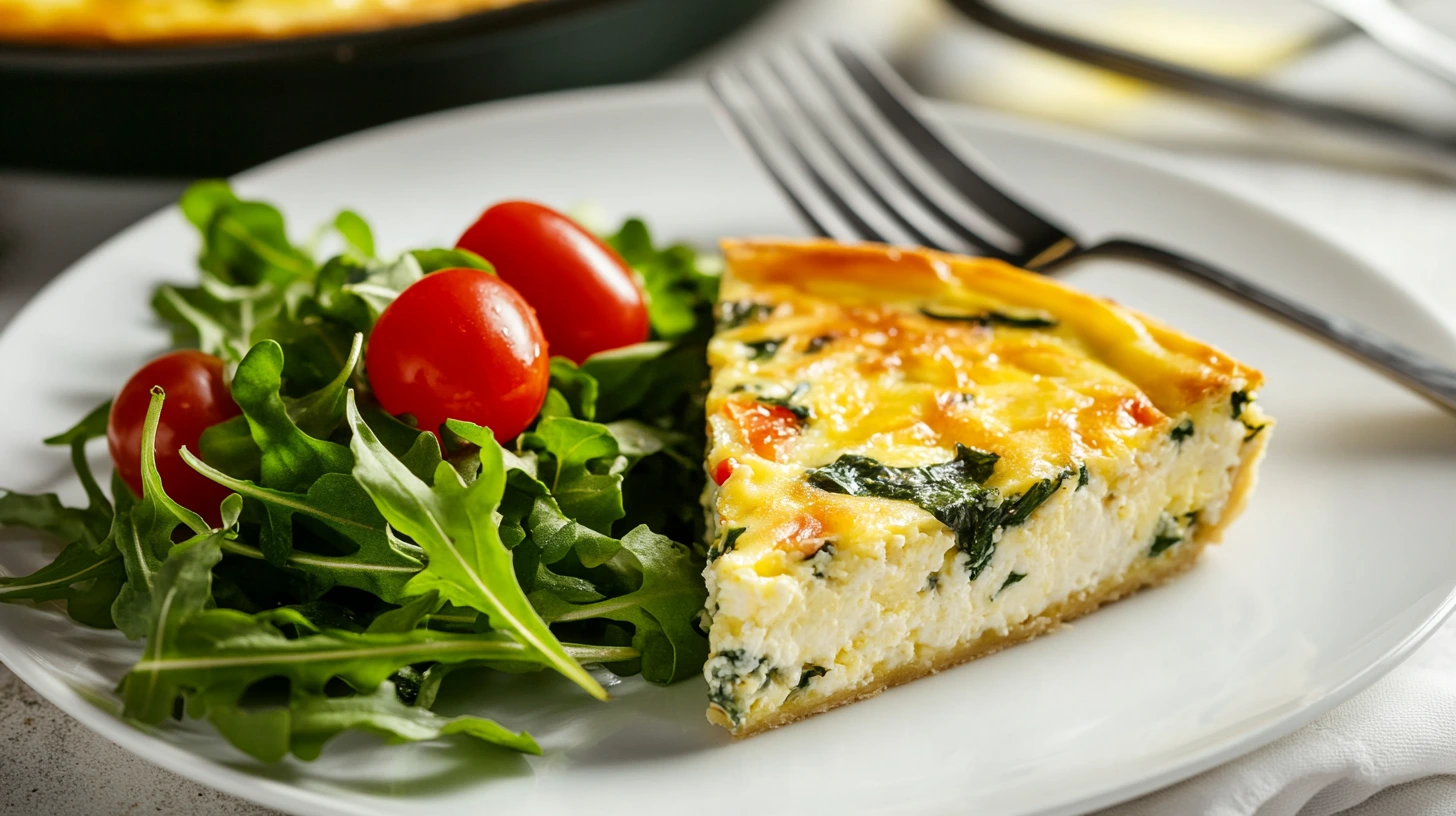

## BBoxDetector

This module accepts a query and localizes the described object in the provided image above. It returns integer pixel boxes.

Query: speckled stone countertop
[4,142,1456,816]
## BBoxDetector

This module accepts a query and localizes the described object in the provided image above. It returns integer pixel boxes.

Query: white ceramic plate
[3,83,1456,816]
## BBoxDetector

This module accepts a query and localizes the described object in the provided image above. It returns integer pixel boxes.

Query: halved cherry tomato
[455,201,649,363]
[720,400,802,461]
[366,267,549,441]
[107,350,240,524]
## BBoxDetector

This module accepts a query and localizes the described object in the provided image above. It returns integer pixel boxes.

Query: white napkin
[1101,615,1456,815]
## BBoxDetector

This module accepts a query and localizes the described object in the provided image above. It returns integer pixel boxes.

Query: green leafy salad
[0,182,721,761]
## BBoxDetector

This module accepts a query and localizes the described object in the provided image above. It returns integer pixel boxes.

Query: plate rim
[2,79,1455,816]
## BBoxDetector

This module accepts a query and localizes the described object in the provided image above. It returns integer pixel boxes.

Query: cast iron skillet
[0,0,777,176]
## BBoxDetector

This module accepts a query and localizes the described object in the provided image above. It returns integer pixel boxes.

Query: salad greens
[0,182,719,761]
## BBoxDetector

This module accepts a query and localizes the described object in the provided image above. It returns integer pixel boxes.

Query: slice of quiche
[701,239,1272,736]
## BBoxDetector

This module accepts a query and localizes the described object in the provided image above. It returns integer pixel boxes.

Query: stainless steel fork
[707,43,1456,415]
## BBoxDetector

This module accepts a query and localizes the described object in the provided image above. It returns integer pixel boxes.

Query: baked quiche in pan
[702,239,1272,736]
[0,0,543,44]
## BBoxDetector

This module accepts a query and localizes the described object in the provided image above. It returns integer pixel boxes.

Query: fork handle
[1063,238,1456,414]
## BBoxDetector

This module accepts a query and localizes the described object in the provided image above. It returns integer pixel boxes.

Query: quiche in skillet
[0,0,543,45]
[701,239,1272,736]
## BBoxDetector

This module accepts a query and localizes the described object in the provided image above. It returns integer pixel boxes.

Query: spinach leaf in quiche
[756,383,812,421]
[742,339,782,361]
[1230,390,1268,441]
[1170,419,1194,445]
[1149,513,1184,556]
[996,571,1027,598]
[717,301,774,330]
[919,308,1057,329]
[807,446,1070,580]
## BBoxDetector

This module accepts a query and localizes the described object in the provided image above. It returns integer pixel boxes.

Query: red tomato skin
[107,350,240,525]
[455,201,649,363]
[720,401,802,461]
[366,267,550,442]
[711,458,737,486]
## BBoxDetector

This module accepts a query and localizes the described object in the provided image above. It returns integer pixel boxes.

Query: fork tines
[707,42,1068,263]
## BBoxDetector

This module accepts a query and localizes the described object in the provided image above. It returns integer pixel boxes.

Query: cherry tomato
[107,350,240,524]
[366,267,549,441]
[720,400,802,462]
[455,201,649,364]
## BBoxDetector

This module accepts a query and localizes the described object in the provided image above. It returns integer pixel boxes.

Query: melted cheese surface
[706,240,1262,565]
[0,0,541,44]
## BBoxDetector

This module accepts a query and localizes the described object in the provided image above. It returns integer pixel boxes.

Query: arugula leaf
[0,492,91,551]
[332,211,375,260]
[248,312,358,396]
[179,180,239,232]
[111,388,214,639]
[356,400,444,484]
[183,451,423,601]
[208,681,539,762]
[581,341,708,422]
[346,394,609,700]
[120,529,226,722]
[327,253,422,328]
[532,526,708,684]
[545,357,598,421]
[365,591,439,634]
[309,250,472,335]
[490,450,620,571]
[152,285,254,362]
[41,400,115,549]
[0,530,124,628]
[124,609,630,728]
[202,332,363,483]
[1,403,128,624]
[605,420,688,466]
[183,181,315,288]
[118,528,637,738]
[605,218,720,340]
[286,332,363,441]
[410,248,491,275]
[530,417,625,535]
[232,339,353,489]
[217,339,370,563]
